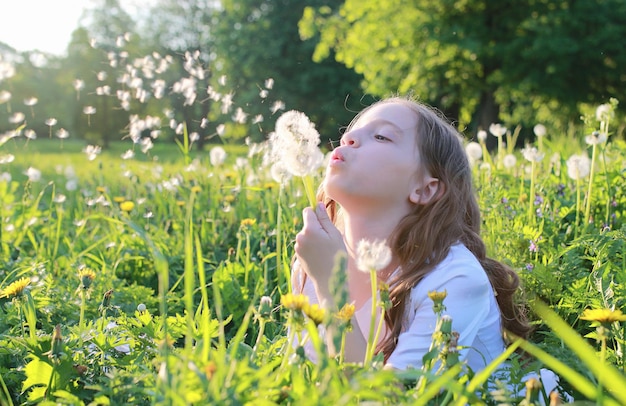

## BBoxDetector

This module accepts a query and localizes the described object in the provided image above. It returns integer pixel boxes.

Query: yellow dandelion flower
[78,268,96,290]
[96,186,107,193]
[335,302,356,323]
[280,293,309,311]
[263,182,276,190]
[120,200,135,212]
[580,308,626,324]
[428,290,447,303]
[113,196,125,203]
[224,195,235,203]
[240,218,256,227]
[176,200,186,207]
[191,186,201,193]
[1,277,31,299]
[303,303,325,326]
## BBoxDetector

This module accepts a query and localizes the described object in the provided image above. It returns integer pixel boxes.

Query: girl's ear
[409,177,443,205]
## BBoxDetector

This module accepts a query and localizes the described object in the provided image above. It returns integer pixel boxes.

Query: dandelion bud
[77,268,96,290]
[524,377,542,404]
[49,324,64,361]
[438,315,453,335]
[258,296,273,318]
[99,289,114,315]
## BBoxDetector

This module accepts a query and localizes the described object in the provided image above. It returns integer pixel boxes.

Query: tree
[300,0,626,136]
[213,0,364,145]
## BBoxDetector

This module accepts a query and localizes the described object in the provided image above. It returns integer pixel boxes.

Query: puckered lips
[330,148,345,164]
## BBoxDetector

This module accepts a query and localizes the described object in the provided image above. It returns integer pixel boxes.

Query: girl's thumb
[315,202,333,232]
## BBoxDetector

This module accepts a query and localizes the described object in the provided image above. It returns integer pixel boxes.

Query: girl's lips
[330,149,344,162]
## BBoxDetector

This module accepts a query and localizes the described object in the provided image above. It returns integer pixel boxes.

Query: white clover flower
[533,124,547,137]
[595,103,614,122]
[25,167,41,182]
[566,153,591,180]
[585,131,607,145]
[356,239,392,273]
[521,146,544,162]
[503,154,517,169]
[210,146,227,166]
[465,142,482,162]
[489,123,507,138]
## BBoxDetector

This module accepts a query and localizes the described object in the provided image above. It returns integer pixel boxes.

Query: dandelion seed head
[533,124,547,137]
[522,146,544,162]
[45,118,57,127]
[9,112,25,124]
[503,154,517,169]
[209,146,227,166]
[356,239,392,273]
[489,123,507,138]
[595,103,614,122]
[585,131,607,145]
[566,153,591,180]
[465,141,482,162]
[25,167,41,182]
[56,128,69,139]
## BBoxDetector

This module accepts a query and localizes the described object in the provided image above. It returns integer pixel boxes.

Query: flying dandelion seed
[24,97,38,117]
[73,79,84,100]
[8,112,25,124]
[121,149,135,160]
[83,106,96,126]
[83,145,101,161]
[45,117,57,138]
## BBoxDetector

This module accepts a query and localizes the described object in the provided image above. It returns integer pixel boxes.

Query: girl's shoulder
[409,243,490,301]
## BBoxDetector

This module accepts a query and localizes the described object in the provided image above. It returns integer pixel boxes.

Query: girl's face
[324,102,433,213]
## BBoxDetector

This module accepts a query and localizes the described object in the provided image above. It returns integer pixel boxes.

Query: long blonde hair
[319,96,530,361]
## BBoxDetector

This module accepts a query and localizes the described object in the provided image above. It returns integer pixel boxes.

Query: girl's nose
[340,130,359,147]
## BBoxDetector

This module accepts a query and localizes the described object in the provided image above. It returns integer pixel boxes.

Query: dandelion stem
[585,143,598,225]
[302,175,317,208]
[528,161,535,222]
[364,268,378,366]
[79,290,86,329]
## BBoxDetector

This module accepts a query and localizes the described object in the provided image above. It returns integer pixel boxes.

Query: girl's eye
[374,134,390,141]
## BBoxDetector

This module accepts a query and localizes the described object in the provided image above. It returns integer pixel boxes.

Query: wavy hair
[318,96,531,361]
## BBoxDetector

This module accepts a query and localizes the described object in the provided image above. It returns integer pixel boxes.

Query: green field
[1,121,626,405]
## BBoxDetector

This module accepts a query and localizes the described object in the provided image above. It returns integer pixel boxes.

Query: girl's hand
[294,202,346,300]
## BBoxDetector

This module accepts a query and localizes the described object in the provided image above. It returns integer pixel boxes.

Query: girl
[292,96,530,372]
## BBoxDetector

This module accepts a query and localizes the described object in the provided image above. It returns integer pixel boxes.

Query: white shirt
[294,243,506,373]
